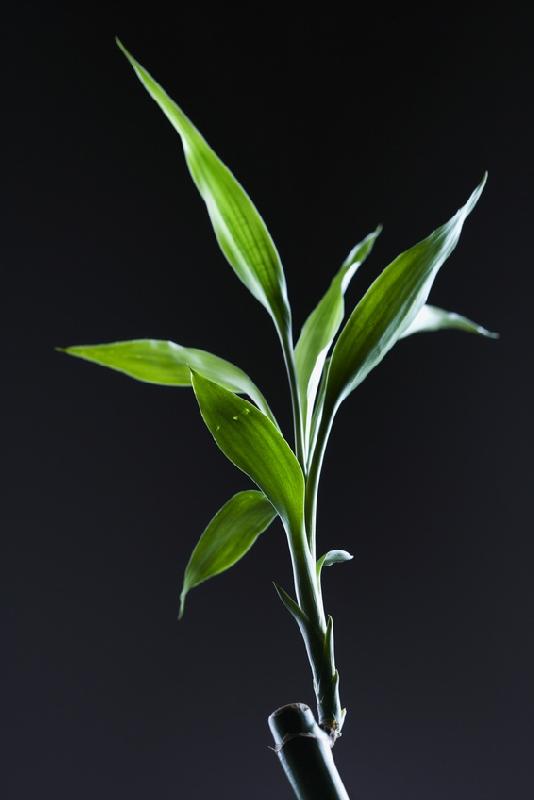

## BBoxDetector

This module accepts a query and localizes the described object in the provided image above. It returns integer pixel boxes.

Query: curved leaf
[191,371,304,534]
[59,339,277,425]
[401,304,498,339]
[324,176,487,417]
[295,228,381,453]
[316,549,353,577]
[179,490,276,618]
[117,39,292,342]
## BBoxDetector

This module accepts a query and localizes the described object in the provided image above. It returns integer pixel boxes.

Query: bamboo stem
[281,329,306,470]
[268,704,350,800]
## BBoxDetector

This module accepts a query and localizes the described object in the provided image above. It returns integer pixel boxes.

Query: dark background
[3,5,533,798]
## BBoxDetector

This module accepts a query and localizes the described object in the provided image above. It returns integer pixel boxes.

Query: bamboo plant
[60,39,497,799]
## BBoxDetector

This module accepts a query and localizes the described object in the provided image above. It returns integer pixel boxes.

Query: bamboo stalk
[268,703,350,800]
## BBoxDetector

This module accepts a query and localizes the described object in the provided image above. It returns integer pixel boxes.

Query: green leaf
[295,228,381,453]
[59,339,278,425]
[117,39,292,343]
[191,371,305,534]
[316,549,353,578]
[273,582,308,628]
[401,304,498,339]
[307,356,331,468]
[324,176,487,417]
[179,490,276,618]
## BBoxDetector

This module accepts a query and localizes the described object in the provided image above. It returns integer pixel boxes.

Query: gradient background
[3,5,533,798]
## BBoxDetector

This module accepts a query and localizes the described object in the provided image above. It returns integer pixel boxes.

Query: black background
[3,5,533,798]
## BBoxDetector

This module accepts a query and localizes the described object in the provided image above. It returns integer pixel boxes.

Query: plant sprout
[60,39,497,799]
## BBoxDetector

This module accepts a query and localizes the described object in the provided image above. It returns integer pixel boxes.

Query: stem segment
[283,520,343,738]
[281,330,305,470]
[269,704,350,800]
[276,332,345,796]
[304,411,334,555]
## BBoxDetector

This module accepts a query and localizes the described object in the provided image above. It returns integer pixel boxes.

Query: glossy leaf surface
[401,304,498,339]
[295,228,381,451]
[317,549,353,577]
[117,40,292,342]
[191,372,305,533]
[324,176,487,416]
[60,339,277,424]
[179,490,276,618]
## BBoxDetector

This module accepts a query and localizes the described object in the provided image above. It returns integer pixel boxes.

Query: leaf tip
[115,36,128,57]
[482,327,500,340]
[115,37,140,74]
[178,589,187,620]
[459,172,488,222]
[471,318,499,339]
[189,368,204,398]
[473,171,489,205]
[56,345,81,357]
[272,580,283,598]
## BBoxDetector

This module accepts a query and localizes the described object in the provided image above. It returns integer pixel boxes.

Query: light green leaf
[317,549,353,577]
[191,371,305,534]
[307,356,331,468]
[273,582,308,628]
[401,304,498,339]
[59,339,277,425]
[324,176,487,417]
[117,39,292,343]
[179,490,276,618]
[295,228,381,454]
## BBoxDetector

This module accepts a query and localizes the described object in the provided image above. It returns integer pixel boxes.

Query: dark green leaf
[191,371,305,534]
[179,490,276,618]
[324,176,487,416]
[317,549,353,577]
[59,339,277,425]
[401,304,498,339]
[117,39,292,342]
[295,228,381,452]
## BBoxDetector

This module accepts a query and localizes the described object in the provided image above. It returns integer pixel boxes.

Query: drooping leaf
[295,228,381,453]
[179,490,276,618]
[59,339,277,425]
[401,304,498,339]
[191,371,305,534]
[317,549,353,578]
[117,39,292,343]
[323,176,487,418]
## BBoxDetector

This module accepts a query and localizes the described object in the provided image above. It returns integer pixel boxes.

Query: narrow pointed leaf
[324,176,487,417]
[324,615,335,663]
[401,304,498,339]
[295,228,381,451]
[273,582,308,628]
[317,549,353,577]
[191,371,305,533]
[60,339,277,425]
[117,39,292,341]
[307,356,331,468]
[179,490,276,618]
